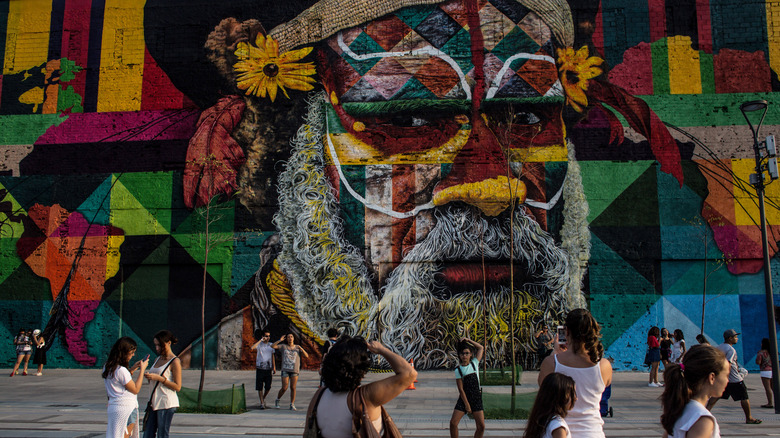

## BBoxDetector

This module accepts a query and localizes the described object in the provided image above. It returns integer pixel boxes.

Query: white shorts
[760,370,772,379]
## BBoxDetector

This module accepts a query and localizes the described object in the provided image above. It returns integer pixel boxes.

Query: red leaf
[588,80,684,186]
[184,96,247,208]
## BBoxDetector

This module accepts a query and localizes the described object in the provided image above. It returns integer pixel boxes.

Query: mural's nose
[432,115,526,216]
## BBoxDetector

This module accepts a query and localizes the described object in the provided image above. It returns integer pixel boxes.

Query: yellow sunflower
[233,34,316,102]
[556,46,604,112]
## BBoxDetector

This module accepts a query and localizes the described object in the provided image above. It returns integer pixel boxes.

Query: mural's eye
[511,111,541,125]
[391,115,429,127]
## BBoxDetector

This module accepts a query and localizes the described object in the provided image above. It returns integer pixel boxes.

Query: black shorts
[720,381,749,401]
[256,368,272,391]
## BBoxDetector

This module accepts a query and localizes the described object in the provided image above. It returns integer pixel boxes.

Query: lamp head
[741,100,768,113]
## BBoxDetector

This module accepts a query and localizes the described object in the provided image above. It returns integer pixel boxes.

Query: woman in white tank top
[660,344,729,438]
[538,309,612,438]
[142,330,182,438]
[310,336,417,438]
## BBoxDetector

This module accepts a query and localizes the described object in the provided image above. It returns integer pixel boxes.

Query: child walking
[449,336,485,438]
[524,373,577,438]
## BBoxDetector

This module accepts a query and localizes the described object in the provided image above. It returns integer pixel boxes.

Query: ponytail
[565,309,604,363]
[660,344,726,435]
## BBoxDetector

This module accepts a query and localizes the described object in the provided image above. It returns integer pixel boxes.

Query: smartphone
[144,354,150,361]
[556,326,567,346]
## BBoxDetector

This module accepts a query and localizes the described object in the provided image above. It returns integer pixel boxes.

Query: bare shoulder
[538,354,556,385]
[599,358,613,386]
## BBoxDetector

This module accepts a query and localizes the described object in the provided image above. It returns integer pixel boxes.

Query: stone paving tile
[1,368,778,437]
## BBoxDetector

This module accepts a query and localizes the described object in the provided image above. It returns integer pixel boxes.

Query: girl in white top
[103,337,149,438]
[311,336,416,438]
[143,330,182,438]
[538,309,613,438]
[524,373,576,438]
[671,329,686,364]
[660,344,729,438]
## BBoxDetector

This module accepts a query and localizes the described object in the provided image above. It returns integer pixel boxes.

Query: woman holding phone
[539,309,612,438]
[143,330,181,438]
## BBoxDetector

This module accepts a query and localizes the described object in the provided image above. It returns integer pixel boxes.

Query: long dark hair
[660,344,727,435]
[320,336,371,392]
[523,373,576,438]
[102,337,137,379]
[761,337,770,352]
[648,326,660,338]
[674,329,684,341]
[565,308,604,363]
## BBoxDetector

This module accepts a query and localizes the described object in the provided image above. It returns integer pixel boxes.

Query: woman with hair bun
[660,344,728,437]
[538,309,612,438]
[143,330,182,438]
[311,336,416,438]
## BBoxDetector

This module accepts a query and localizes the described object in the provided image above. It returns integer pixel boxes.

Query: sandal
[746,418,762,424]
[760,404,774,408]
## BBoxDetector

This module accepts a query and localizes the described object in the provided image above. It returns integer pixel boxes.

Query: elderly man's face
[316,0,567,288]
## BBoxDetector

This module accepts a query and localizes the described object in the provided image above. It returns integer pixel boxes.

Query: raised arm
[363,341,417,409]
[464,338,485,362]
[297,346,309,359]
[272,336,285,349]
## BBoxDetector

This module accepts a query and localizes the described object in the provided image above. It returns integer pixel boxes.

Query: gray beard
[271,93,589,368]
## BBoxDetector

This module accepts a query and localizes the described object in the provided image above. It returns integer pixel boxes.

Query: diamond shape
[479,2,516,50]
[363,58,413,99]
[413,57,461,98]
[488,0,531,23]
[341,77,387,103]
[344,32,384,75]
[490,25,541,64]
[395,4,439,29]
[414,7,462,49]
[439,27,474,74]
[516,57,559,95]
[366,15,412,51]
[391,76,438,100]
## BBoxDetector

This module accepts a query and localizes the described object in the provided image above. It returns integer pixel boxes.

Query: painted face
[317,0,568,288]
[275,0,584,367]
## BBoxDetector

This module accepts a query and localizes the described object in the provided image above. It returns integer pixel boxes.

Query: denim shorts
[127,408,138,425]
[281,370,298,378]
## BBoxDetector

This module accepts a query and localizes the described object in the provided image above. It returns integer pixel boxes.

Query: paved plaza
[0,368,777,437]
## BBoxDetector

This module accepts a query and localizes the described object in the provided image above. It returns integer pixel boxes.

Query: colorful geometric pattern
[325,0,557,103]
[0,0,779,371]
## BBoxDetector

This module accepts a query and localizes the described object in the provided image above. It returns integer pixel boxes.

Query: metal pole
[745,102,780,414]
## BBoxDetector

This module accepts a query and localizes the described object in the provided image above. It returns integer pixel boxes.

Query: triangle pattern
[590,165,659,227]
[601,295,663,369]
[580,161,653,222]
[85,300,155,360]
[76,175,113,226]
[589,231,659,294]
[118,172,173,231]
[664,294,740,346]
[109,177,169,236]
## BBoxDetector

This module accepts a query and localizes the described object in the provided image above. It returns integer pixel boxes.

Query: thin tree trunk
[198,200,211,408]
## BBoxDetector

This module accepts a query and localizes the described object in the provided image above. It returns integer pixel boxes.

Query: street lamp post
[741,99,780,414]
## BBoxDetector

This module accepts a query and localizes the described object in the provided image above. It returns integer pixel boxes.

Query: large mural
[1,0,779,370]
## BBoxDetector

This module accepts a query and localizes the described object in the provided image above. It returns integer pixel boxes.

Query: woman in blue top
[450,336,485,438]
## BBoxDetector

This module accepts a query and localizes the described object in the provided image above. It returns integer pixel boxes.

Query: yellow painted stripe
[667,36,702,95]
[97,0,146,112]
[733,158,780,225]
[768,1,780,80]
[3,0,52,75]
[105,235,125,281]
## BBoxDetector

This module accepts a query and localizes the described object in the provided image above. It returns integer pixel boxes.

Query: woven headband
[268,0,574,53]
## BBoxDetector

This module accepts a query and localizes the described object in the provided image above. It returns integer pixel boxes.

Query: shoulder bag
[347,386,402,438]
[302,387,326,438]
[142,357,176,431]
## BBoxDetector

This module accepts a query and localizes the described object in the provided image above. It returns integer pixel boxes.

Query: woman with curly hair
[310,336,416,438]
[103,337,149,438]
[660,344,728,437]
[539,309,612,438]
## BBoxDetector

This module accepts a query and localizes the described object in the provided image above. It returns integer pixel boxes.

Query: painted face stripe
[61,0,93,106]
[0,1,7,78]
[83,0,106,112]
[365,164,393,278]
[340,164,366,252]
[141,46,188,110]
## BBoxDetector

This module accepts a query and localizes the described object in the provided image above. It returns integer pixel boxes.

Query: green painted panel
[592,293,661,348]
[651,38,669,95]
[588,233,657,294]
[0,114,66,145]
[699,53,715,95]
[341,165,366,251]
[660,260,738,296]
[580,161,654,222]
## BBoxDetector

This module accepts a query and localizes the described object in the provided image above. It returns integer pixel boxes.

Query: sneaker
[9,372,13,377]
[274,399,280,409]
[648,382,659,387]
[22,371,27,376]
[290,404,297,411]
[35,372,42,376]
[658,382,664,387]
[258,404,265,410]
